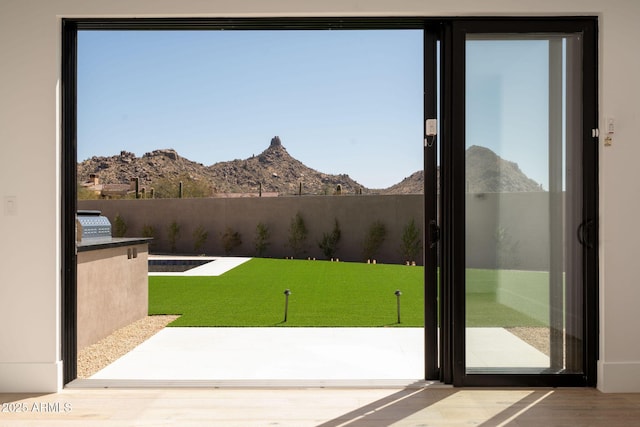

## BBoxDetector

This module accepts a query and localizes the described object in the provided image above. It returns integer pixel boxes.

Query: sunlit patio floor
[69,327,548,387]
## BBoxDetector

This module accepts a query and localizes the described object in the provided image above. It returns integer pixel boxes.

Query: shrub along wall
[79,195,424,265]
[79,192,553,269]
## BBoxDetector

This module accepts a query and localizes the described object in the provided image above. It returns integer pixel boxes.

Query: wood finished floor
[1,387,639,426]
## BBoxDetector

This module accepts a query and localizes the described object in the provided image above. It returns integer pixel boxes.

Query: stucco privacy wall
[79,193,551,270]
[80,196,425,265]
[0,0,639,392]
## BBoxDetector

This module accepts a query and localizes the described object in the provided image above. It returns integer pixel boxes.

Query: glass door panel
[464,34,584,374]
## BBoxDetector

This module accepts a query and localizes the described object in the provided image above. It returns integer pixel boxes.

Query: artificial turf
[149,258,424,327]
[148,258,547,327]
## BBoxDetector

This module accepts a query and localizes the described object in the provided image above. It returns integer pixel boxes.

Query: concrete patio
[66,327,548,388]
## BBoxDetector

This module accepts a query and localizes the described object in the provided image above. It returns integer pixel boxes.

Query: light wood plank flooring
[1,387,639,426]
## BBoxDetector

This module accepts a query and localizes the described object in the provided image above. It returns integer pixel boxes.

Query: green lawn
[149,258,547,327]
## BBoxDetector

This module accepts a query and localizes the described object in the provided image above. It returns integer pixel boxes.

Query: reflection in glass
[465,35,583,374]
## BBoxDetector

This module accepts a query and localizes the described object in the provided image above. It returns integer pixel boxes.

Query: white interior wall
[0,0,638,392]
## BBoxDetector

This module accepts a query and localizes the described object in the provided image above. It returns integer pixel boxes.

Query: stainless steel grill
[76,210,111,241]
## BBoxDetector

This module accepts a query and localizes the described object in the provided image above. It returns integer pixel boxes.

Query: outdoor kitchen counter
[76,237,152,350]
[77,237,152,252]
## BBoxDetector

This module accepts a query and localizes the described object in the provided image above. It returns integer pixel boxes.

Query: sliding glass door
[445,19,598,386]
[62,17,597,387]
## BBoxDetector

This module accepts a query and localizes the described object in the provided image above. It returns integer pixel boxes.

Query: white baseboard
[598,360,640,393]
[0,361,62,393]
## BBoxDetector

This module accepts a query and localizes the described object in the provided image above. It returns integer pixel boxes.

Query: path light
[394,290,402,324]
[283,289,291,322]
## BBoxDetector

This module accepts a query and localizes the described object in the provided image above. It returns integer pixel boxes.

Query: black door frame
[61,16,598,387]
[423,26,440,381]
[60,16,439,385]
[61,19,78,385]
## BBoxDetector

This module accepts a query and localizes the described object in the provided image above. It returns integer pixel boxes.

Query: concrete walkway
[148,255,251,276]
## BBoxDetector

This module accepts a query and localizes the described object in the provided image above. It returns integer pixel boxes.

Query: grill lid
[76,210,112,240]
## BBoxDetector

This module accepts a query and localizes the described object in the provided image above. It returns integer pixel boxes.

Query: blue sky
[466,39,551,189]
[78,30,424,189]
[78,30,553,189]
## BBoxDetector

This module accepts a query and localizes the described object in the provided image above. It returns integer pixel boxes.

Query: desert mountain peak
[78,137,543,198]
[79,137,367,197]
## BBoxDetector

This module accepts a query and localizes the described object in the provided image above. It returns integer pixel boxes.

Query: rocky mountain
[465,145,542,193]
[206,136,367,195]
[379,145,542,194]
[77,138,542,198]
[78,148,207,189]
[380,170,426,194]
[78,137,368,197]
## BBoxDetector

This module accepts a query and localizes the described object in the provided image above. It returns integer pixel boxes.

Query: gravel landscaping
[77,315,179,378]
[507,327,550,356]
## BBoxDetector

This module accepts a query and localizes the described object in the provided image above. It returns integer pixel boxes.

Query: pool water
[148,259,213,273]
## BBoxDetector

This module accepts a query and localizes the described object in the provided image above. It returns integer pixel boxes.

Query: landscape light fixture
[394,290,402,324]
[283,289,291,322]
